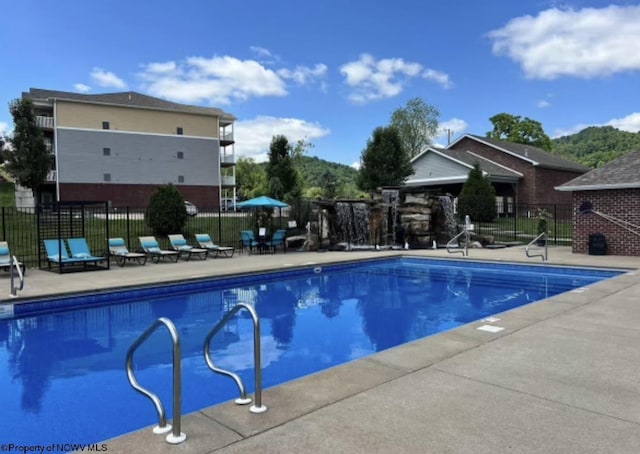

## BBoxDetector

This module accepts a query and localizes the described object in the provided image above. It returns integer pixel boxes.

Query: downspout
[54,99,60,202]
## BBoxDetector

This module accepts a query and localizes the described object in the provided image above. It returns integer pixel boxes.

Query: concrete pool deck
[5,246,640,453]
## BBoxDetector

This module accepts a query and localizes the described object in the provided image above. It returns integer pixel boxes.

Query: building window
[177,151,184,159]
[103,147,111,156]
[178,175,184,183]
[104,173,111,182]
[176,127,183,135]
[102,121,110,130]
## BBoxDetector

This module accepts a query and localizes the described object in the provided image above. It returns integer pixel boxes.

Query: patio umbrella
[237,196,289,208]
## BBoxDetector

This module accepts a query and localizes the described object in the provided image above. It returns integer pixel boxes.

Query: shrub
[457,163,497,222]
[146,185,187,236]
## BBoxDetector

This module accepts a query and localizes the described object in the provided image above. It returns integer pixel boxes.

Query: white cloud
[537,100,551,108]
[74,83,91,93]
[607,112,640,132]
[552,112,640,138]
[422,69,453,89]
[0,122,9,137]
[488,5,640,79]
[250,46,274,59]
[350,161,361,170]
[437,118,468,141]
[278,64,328,85]
[235,116,330,162]
[138,56,289,105]
[90,67,127,89]
[340,53,427,104]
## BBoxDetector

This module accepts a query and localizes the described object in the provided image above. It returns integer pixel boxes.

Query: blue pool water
[0,258,623,445]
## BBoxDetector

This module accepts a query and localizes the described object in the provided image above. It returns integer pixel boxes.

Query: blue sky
[1,0,640,167]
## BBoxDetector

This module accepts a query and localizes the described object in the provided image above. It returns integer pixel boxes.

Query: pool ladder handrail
[203,302,267,414]
[125,317,186,444]
[525,232,548,262]
[447,215,473,257]
[10,255,24,297]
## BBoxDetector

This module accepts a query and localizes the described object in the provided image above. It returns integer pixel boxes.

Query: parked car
[184,201,198,217]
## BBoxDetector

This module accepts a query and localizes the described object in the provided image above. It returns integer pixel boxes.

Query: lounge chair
[168,234,208,261]
[240,230,259,254]
[266,229,287,254]
[195,233,235,258]
[139,236,179,263]
[108,238,147,266]
[44,238,106,272]
[0,241,25,275]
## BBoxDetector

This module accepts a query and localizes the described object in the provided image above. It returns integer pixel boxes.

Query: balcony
[36,116,54,129]
[221,175,236,186]
[220,131,234,145]
[220,154,235,165]
[46,170,57,182]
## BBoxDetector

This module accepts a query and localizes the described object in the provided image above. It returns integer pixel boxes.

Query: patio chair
[240,230,259,254]
[168,234,208,261]
[266,229,287,254]
[108,238,147,267]
[139,236,179,263]
[0,241,25,275]
[44,238,106,272]
[194,234,235,258]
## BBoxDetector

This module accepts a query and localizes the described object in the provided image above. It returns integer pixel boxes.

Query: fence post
[126,206,131,247]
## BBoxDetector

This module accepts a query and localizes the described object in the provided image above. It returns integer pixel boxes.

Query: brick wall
[450,138,581,205]
[59,183,219,209]
[572,188,640,256]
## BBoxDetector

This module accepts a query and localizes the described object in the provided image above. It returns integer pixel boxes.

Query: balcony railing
[36,116,54,129]
[220,132,234,142]
[46,170,57,182]
[221,175,236,186]
[220,155,235,164]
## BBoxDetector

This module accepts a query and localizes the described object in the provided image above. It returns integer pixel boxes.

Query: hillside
[298,155,358,188]
[552,126,640,168]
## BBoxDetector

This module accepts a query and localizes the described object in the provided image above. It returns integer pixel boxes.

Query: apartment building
[21,88,236,208]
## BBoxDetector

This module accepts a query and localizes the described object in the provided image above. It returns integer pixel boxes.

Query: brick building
[556,149,640,256]
[407,134,589,212]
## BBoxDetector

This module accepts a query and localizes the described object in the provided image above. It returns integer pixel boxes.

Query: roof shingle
[556,149,640,191]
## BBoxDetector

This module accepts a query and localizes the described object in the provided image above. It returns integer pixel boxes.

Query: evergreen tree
[357,126,412,192]
[146,184,188,236]
[5,98,50,199]
[457,163,497,222]
[266,135,302,202]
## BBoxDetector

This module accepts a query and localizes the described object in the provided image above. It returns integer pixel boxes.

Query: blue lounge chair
[240,230,259,254]
[0,241,25,275]
[44,238,106,272]
[168,234,208,260]
[108,238,147,266]
[139,236,179,263]
[195,233,235,258]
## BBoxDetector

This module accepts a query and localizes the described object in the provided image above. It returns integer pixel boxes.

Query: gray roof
[443,148,522,179]
[23,88,235,121]
[462,134,589,173]
[556,149,640,191]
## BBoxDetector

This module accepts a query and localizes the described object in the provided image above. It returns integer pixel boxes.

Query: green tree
[357,126,412,192]
[456,163,496,222]
[319,169,339,199]
[236,157,267,199]
[390,97,440,159]
[266,135,302,202]
[146,184,188,237]
[5,98,50,199]
[486,113,552,151]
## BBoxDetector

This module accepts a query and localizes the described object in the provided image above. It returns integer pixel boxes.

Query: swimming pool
[0,257,623,446]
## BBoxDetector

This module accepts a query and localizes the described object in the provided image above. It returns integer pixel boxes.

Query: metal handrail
[203,302,267,414]
[446,229,469,257]
[9,256,24,297]
[525,232,548,262]
[126,317,186,444]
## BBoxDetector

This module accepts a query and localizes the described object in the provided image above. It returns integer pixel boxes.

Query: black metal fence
[0,201,572,269]
[0,198,318,269]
